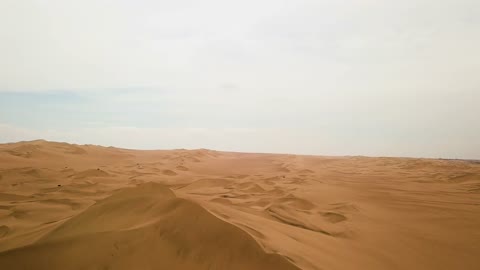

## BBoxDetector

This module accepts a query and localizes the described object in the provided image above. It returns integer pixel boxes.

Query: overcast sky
[1,0,479,158]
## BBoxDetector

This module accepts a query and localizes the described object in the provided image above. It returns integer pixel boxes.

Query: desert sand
[0,140,479,269]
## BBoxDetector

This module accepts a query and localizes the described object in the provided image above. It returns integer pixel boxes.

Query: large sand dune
[0,140,479,269]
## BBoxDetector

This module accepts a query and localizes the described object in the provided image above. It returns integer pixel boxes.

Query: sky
[1,0,479,158]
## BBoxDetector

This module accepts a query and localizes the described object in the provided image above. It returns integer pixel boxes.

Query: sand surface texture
[0,140,479,269]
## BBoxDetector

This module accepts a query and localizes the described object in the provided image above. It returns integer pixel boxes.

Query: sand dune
[1,140,480,269]
[0,183,297,270]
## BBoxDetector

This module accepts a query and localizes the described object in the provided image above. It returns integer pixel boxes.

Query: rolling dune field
[0,140,479,269]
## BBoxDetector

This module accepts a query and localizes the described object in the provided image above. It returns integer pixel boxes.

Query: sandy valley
[0,140,479,269]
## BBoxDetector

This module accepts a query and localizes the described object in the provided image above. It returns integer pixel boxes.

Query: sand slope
[1,140,480,270]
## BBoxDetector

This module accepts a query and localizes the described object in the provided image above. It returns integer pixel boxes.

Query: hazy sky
[1,0,479,158]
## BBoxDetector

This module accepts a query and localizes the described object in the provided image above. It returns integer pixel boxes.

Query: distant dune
[0,140,479,270]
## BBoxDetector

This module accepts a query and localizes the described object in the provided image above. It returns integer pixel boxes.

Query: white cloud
[2,0,479,91]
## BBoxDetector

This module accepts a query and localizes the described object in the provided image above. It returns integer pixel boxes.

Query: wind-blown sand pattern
[0,140,479,269]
